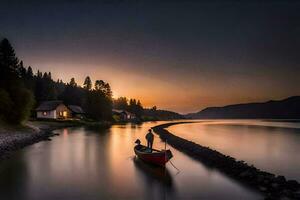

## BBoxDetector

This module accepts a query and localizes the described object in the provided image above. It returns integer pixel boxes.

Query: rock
[263,179,270,185]
[280,197,290,200]
[286,180,300,190]
[264,193,278,200]
[239,170,251,178]
[275,176,286,184]
[271,183,279,190]
[282,189,293,198]
[257,175,265,183]
[259,186,268,192]
[294,191,300,199]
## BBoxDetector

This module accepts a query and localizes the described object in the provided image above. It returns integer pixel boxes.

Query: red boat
[134,143,173,167]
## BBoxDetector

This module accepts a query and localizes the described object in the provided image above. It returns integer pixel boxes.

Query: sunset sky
[1,0,299,113]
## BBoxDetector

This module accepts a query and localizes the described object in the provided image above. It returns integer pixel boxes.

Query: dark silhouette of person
[145,129,154,151]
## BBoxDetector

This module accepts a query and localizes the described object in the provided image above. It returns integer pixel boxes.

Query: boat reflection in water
[132,156,176,200]
[0,122,262,200]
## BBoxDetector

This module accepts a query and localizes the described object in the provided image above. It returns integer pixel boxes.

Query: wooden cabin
[112,109,136,121]
[36,101,84,120]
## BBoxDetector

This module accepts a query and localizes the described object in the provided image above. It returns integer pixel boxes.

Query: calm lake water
[0,121,261,200]
[168,120,300,181]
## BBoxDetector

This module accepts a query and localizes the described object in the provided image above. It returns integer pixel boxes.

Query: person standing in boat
[145,129,154,151]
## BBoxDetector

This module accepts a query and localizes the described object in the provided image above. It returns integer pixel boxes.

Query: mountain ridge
[185,96,300,119]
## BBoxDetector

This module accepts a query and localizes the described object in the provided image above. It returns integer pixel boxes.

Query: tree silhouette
[113,97,128,110]
[1,38,167,123]
[0,38,19,77]
[69,78,77,87]
[83,76,92,90]
[27,66,33,77]
[0,38,34,123]
[95,80,112,98]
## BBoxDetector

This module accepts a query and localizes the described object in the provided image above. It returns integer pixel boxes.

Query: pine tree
[0,38,34,124]
[27,66,33,77]
[83,76,92,90]
[18,60,27,77]
[0,38,19,76]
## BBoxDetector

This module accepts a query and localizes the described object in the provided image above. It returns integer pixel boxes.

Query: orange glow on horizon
[28,60,299,114]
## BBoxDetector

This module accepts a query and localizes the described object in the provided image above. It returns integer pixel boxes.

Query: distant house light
[43,112,47,116]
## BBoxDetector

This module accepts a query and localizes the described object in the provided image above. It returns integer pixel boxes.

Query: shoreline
[152,122,300,200]
[0,120,111,161]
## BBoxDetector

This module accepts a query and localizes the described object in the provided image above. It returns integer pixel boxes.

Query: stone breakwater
[152,122,300,200]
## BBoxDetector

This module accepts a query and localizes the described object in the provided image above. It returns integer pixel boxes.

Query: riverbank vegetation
[113,97,184,121]
[0,38,113,124]
[0,38,183,125]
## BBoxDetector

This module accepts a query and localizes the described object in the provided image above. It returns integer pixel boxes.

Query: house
[112,109,136,121]
[67,105,85,119]
[36,101,84,120]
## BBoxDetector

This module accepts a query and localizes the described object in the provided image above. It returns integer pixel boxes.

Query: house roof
[36,101,64,111]
[112,109,135,116]
[68,105,85,114]
[112,109,124,114]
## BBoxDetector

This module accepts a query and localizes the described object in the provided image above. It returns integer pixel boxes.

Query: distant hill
[143,109,185,121]
[185,96,300,119]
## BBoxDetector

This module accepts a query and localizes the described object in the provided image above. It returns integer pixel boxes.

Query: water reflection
[168,120,300,181]
[0,121,261,200]
[0,153,28,200]
[133,157,174,186]
[133,157,175,200]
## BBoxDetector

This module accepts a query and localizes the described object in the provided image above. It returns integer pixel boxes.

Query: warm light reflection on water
[168,120,300,181]
[0,121,261,200]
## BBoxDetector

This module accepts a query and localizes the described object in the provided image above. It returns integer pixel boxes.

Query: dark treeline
[0,38,112,124]
[0,38,183,124]
[113,97,184,120]
[0,39,34,124]
[113,97,143,118]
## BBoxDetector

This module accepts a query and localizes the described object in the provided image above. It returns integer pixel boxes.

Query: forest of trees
[0,38,184,124]
[113,97,184,121]
[0,38,112,124]
[113,97,143,118]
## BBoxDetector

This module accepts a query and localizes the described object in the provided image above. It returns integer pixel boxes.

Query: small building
[36,101,84,120]
[36,101,71,119]
[112,109,136,121]
[67,105,85,119]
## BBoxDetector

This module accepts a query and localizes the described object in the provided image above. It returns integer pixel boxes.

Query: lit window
[63,111,67,117]
[59,112,63,116]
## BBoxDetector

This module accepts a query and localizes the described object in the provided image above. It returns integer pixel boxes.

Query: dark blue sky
[1,0,299,113]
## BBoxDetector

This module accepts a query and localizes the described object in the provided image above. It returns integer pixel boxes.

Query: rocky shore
[0,129,53,160]
[0,121,75,160]
[0,120,110,161]
[152,122,300,200]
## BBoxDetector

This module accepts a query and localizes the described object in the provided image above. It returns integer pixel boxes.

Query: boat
[134,140,173,167]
